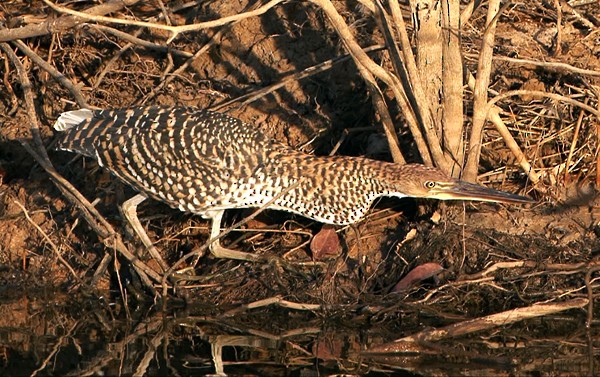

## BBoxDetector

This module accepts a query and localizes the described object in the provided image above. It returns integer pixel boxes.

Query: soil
[0,0,599,375]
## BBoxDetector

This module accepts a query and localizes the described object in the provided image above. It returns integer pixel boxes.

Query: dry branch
[0,42,164,292]
[310,0,409,164]
[463,0,504,182]
[465,72,541,185]
[88,24,194,58]
[366,298,589,353]
[213,45,387,111]
[0,0,142,42]
[440,0,465,176]
[11,39,88,108]
[466,53,600,77]
[138,0,268,104]
[14,199,82,284]
[486,90,600,118]
[410,0,444,134]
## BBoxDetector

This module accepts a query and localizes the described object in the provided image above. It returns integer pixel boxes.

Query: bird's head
[387,164,534,204]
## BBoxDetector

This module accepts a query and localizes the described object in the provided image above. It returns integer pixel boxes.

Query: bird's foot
[209,242,314,278]
[210,243,264,263]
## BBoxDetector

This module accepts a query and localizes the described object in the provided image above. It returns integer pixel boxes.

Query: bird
[53,106,534,268]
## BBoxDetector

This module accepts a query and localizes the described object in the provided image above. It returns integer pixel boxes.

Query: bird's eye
[424,181,436,189]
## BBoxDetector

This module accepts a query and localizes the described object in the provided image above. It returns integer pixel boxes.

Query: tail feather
[54,108,99,157]
[53,109,94,131]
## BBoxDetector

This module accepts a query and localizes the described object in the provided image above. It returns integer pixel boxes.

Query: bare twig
[213,45,387,111]
[466,72,541,184]
[584,265,599,373]
[565,99,588,181]
[461,260,598,280]
[138,0,261,104]
[310,0,427,165]
[91,252,113,287]
[42,0,286,43]
[591,85,600,187]
[89,24,194,58]
[1,41,163,291]
[11,39,88,108]
[92,27,146,89]
[486,90,600,118]
[553,0,563,56]
[14,200,82,284]
[21,142,163,288]
[464,53,600,77]
[161,181,301,296]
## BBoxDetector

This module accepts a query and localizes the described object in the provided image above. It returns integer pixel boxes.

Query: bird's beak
[434,181,535,204]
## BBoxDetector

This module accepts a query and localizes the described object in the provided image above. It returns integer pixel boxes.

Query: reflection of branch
[42,0,286,43]
[135,331,165,377]
[75,317,164,375]
[220,296,321,318]
[0,0,142,42]
[31,321,78,377]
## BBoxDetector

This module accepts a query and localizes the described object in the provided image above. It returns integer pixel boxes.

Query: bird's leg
[206,211,312,280]
[207,210,262,262]
[122,193,169,272]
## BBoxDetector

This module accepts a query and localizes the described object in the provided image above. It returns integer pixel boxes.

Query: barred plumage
[54,106,533,263]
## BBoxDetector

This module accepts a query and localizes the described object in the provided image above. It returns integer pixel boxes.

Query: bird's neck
[267,152,411,225]
[289,153,406,196]
[307,154,408,198]
[353,157,409,199]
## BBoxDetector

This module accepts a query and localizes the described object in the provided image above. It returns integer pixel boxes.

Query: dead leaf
[392,262,444,292]
[310,225,341,260]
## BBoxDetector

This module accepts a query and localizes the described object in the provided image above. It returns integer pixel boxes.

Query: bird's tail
[53,108,101,157]
[53,109,94,131]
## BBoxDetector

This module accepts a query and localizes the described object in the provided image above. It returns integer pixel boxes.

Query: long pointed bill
[435,181,535,204]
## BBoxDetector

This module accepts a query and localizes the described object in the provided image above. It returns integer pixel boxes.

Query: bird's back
[55,106,272,159]
[54,106,294,215]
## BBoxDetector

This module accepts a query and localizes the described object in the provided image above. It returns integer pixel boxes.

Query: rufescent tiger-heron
[53,106,534,267]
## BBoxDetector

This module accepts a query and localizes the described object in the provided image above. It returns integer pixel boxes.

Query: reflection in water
[0,291,595,376]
